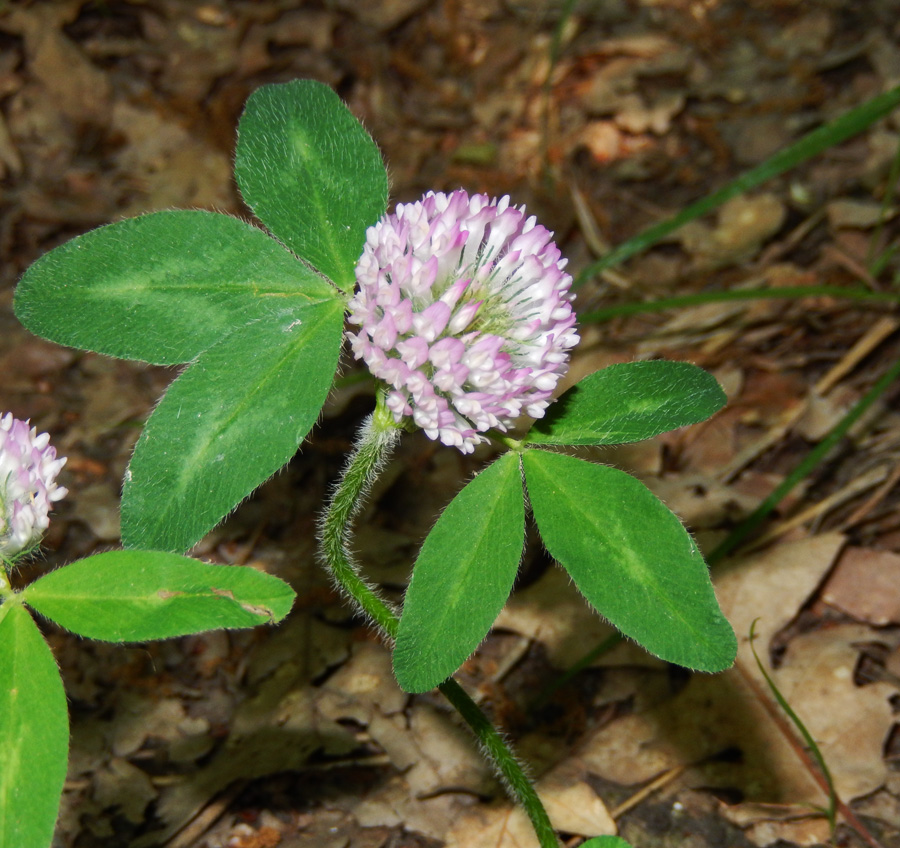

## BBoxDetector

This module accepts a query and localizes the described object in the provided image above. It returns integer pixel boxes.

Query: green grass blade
[867,132,900,274]
[748,620,837,832]
[708,354,900,565]
[575,83,900,285]
[580,285,900,324]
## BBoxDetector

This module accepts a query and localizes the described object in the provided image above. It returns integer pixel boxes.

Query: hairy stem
[318,398,560,847]
[438,677,560,847]
[318,401,402,638]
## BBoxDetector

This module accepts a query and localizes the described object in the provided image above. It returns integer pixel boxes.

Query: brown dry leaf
[444,763,616,848]
[614,91,685,135]
[581,532,893,845]
[0,337,75,381]
[111,695,189,757]
[317,640,408,726]
[577,33,691,119]
[794,386,858,442]
[716,626,895,845]
[822,546,900,625]
[741,815,833,848]
[826,198,894,230]
[602,440,663,477]
[317,640,502,837]
[651,299,751,336]
[580,536,847,801]
[678,194,787,267]
[561,346,634,393]
[770,9,833,59]
[716,533,847,649]
[92,757,158,825]
[70,482,121,542]
[73,356,156,443]
[534,761,617,836]
[401,703,496,796]
[0,111,22,177]
[353,779,462,842]
[333,0,429,31]
[319,638,601,844]
[576,120,630,164]
[150,614,355,840]
[760,623,894,802]
[496,565,660,670]
[140,7,242,103]
[637,471,759,533]
[354,712,500,841]
[10,5,112,124]
[111,101,234,213]
[324,644,498,836]
[580,658,849,837]
[445,803,547,848]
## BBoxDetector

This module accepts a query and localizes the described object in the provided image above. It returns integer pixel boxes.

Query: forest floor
[1,1,900,847]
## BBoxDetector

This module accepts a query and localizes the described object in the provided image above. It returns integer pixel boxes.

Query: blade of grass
[575,83,900,286]
[540,0,579,180]
[867,132,900,275]
[580,284,900,324]
[869,241,899,279]
[748,620,837,832]
[531,632,622,709]
[707,353,900,565]
[746,620,886,848]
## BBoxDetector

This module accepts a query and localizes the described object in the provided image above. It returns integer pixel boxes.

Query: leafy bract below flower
[347,190,579,453]
[0,413,67,560]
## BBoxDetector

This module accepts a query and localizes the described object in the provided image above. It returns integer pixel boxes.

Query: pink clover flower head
[0,413,67,559]
[347,190,579,453]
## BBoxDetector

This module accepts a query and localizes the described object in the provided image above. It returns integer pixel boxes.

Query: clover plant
[8,79,736,848]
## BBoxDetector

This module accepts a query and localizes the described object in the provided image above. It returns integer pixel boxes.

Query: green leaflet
[526,360,725,446]
[523,449,736,672]
[394,452,525,693]
[14,210,338,366]
[23,551,295,640]
[235,80,389,292]
[0,603,68,848]
[121,300,344,552]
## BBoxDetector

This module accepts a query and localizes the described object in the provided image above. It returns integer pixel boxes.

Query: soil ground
[2,2,900,847]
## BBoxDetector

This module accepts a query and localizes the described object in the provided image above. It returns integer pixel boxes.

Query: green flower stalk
[318,397,560,848]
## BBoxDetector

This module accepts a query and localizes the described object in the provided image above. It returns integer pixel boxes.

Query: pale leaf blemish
[239,601,275,620]
[291,129,311,162]
[210,586,274,621]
